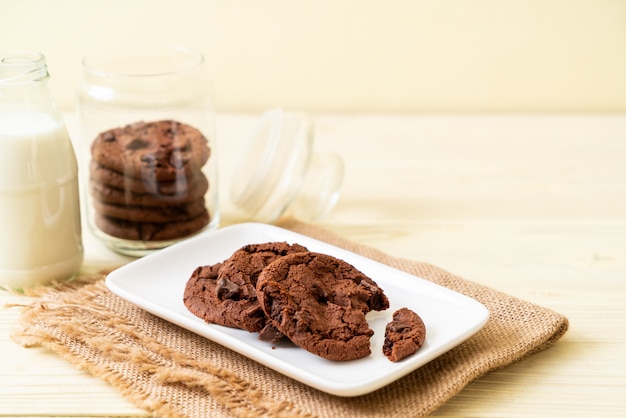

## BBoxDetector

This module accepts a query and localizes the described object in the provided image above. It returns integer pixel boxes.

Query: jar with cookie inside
[77,45,219,256]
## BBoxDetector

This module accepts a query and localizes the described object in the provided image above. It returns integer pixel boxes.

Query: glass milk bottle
[0,51,83,290]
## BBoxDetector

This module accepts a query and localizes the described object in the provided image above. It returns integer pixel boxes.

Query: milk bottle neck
[0,51,62,123]
[0,51,49,85]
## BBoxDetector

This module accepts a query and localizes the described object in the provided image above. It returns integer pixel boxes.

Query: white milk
[0,111,83,289]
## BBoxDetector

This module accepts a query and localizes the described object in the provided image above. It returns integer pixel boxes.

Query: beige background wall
[1,0,625,113]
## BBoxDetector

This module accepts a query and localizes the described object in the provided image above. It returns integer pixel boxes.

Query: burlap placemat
[11,219,568,417]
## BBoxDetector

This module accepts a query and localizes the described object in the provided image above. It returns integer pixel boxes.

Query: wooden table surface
[1,113,625,417]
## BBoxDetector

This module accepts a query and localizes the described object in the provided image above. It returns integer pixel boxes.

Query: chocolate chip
[258,323,286,343]
[216,277,239,300]
[126,138,150,150]
[360,280,389,310]
[387,322,409,333]
[140,154,157,168]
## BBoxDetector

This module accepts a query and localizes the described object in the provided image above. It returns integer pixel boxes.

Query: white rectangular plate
[106,222,489,397]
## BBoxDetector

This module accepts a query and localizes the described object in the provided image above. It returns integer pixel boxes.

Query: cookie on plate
[183,242,308,333]
[382,307,426,362]
[256,252,389,361]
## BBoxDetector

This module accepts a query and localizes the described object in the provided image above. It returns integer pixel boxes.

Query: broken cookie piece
[383,307,426,362]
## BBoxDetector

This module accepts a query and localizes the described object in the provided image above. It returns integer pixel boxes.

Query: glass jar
[0,51,83,290]
[77,45,219,256]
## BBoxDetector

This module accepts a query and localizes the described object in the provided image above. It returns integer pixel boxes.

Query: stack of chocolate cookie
[89,119,211,241]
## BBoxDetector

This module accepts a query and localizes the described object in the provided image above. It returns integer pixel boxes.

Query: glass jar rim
[0,50,48,85]
[82,44,205,78]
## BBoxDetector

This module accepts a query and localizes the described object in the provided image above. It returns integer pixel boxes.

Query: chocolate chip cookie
[183,242,308,333]
[382,307,426,362]
[90,163,209,204]
[256,252,389,361]
[91,120,209,181]
[95,211,209,241]
[92,197,207,223]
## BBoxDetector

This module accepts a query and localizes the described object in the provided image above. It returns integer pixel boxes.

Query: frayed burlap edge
[13,277,313,418]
